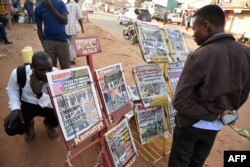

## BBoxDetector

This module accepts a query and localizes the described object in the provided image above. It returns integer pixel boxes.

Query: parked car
[167,13,182,24]
[82,3,93,14]
[118,8,151,25]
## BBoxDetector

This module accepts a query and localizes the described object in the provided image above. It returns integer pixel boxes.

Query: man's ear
[203,21,210,31]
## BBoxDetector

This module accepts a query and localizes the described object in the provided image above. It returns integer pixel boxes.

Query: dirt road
[0,21,249,167]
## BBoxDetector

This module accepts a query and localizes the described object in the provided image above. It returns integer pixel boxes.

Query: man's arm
[4,69,24,129]
[36,22,44,44]
[44,0,68,25]
[76,5,84,33]
[173,54,223,120]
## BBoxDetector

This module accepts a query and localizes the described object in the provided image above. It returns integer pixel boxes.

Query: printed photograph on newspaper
[168,62,183,93]
[136,20,169,63]
[96,63,130,115]
[133,64,168,107]
[105,119,138,167]
[127,85,140,102]
[74,36,101,57]
[135,104,165,144]
[165,28,189,61]
[46,66,102,141]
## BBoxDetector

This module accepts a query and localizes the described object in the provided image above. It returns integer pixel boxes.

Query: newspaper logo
[224,151,250,167]
[74,121,104,145]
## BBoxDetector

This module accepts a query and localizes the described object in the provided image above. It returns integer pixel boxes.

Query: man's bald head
[31,52,53,82]
[31,51,52,67]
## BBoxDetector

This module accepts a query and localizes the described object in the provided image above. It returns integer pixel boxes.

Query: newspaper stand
[50,36,113,167]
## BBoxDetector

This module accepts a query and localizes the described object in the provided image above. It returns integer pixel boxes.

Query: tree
[134,0,148,7]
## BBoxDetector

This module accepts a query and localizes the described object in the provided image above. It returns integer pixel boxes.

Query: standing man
[23,0,35,24]
[35,0,70,69]
[65,0,84,65]
[163,9,168,25]
[4,52,58,142]
[169,5,250,167]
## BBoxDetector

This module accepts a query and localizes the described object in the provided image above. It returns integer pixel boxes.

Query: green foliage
[134,0,148,8]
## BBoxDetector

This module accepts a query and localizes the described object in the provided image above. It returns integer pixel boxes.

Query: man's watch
[34,92,43,99]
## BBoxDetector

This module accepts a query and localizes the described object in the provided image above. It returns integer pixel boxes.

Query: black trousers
[5,101,58,136]
[168,126,218,167]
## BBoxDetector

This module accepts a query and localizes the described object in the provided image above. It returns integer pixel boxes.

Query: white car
[82,4,93,14]
[167,13,182,24]
[118,8,137,25]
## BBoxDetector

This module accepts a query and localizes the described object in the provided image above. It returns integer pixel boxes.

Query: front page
[105,119,138,167]
[168,62,184,93]
[96,63,130,115]
[135,104,165,145]
[165,28,189,61]
[133,64,168,107]
[46,66,102,141]
[137,21,169,63]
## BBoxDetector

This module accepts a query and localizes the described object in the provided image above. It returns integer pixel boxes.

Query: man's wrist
[34,92,43,99]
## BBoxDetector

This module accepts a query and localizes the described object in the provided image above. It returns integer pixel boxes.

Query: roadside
[0,20,249,167]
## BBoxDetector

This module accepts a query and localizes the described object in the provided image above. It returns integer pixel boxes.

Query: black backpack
[16,65,27,97]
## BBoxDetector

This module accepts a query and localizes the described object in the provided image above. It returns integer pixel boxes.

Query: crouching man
[4,52,58,142]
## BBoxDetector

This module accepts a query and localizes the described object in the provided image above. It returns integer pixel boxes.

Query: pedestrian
[163,10,168,25]
[23,0,35,24]
[185,12,191,31]
[35,0,70,69]
[168,5,250,167]
[0,24,12,44]
[4,52,58,142]
[65,0,84,65]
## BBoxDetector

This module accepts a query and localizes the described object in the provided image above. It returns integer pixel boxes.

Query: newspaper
[168,62,183,93]
[135,104,165,145]
[46,66,102,141]
[74,36,101,56]
[105,119,138,167]
[127,85,140,102]
[136,21,169,63]
[133,64,168,107]
[165,28,189,61]
[167,95,177,134]
[96,63,130,115]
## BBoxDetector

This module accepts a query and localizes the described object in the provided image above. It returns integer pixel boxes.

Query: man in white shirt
[4,52,58,142]
[65,0,84,65]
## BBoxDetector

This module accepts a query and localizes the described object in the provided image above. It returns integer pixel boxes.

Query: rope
[66,151,73,167]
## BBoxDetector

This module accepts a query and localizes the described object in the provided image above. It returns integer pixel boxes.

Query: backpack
[16,65,27,97]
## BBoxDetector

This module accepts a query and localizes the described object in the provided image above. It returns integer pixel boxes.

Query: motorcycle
[123,20,134,40]
[237,32,250,45]
[123,20,138,45]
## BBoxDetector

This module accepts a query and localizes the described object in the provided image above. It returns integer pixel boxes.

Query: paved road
[88,11,198,52]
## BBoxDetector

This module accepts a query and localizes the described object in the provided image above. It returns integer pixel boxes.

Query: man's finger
[8,118,14,129]
[20,112,25,124]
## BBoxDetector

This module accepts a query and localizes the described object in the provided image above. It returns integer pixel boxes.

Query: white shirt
[65,0,83,36]
[6,65,56,111]
[192,119,224,131]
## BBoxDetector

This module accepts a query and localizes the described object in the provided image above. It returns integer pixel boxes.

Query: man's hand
[44,0,53,10]
[218,109,235,119]
[30,73,45,95]
[4,109,24,128]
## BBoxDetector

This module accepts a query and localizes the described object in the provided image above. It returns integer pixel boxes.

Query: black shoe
[43,120,57,138]
[70,61,75,65]
[3,41,12,44]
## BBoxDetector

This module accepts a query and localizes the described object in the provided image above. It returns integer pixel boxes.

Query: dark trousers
[0,15,8,29]
[0,24,8,42]
[43,40,70,69]
[168,126,218,167]
[5,101,58,136]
